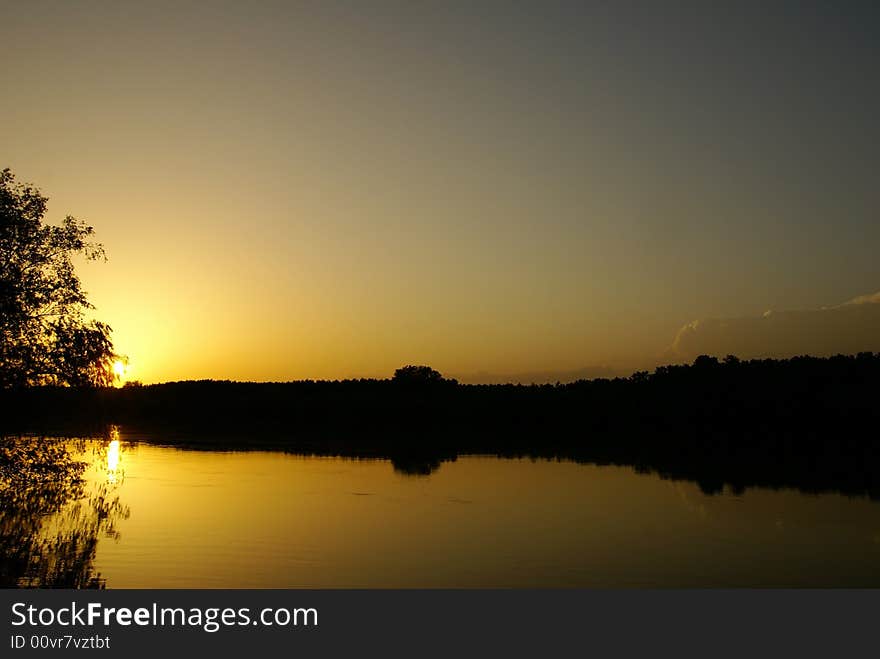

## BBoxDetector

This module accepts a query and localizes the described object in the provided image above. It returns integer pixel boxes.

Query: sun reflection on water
[107,430,121,483]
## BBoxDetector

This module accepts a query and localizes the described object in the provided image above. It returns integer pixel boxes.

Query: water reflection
[0,435,129,588]
[4,435,880,588]
[93,442,880,588]
[106,434,121,483]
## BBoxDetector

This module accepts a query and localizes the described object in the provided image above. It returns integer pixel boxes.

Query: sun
[112,359,127,379]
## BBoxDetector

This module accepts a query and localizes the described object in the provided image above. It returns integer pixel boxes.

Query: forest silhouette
[2,352,879,498]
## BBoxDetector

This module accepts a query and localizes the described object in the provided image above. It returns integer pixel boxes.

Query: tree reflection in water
[0,434,129,588]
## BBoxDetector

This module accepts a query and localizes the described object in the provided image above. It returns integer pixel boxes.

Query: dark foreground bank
[1,353,879,497]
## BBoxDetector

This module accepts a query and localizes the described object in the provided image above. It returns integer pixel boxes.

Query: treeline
[1,353,879,497]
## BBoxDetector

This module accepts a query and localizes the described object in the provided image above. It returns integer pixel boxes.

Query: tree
[692,354,719,369]
[392,365,449,385]
[0,168,117,388]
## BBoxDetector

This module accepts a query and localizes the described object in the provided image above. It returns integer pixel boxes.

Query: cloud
[669,291,880,362]
[840,291,880,306]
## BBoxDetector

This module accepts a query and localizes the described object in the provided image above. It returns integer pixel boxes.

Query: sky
[3,1,879,383]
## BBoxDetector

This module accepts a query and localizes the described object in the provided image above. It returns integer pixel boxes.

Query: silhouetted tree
[392,365,446,385]
[0,168,118,387]
[692,355,719,369]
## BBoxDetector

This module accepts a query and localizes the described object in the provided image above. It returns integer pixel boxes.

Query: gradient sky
[3,1,879,382]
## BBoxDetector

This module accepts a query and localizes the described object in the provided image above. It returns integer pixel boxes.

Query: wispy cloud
[668,291,880,362]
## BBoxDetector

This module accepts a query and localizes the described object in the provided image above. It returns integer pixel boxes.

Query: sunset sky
[4,2,879,383]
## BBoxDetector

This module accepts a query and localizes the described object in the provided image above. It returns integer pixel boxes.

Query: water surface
[48,438,880,587]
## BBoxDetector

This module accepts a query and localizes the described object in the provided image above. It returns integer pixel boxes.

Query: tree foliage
[392,365,448,385]
[0,168,117,387]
